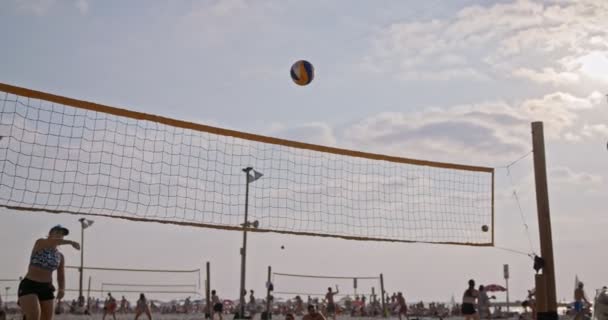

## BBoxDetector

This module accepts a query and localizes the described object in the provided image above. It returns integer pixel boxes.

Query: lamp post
[78,218,94,299]
[238,167,262,319]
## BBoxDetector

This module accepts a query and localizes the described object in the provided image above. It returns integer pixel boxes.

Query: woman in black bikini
[18,225,80,320]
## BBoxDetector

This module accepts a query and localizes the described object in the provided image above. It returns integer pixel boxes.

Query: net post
[206,262,211,319]
[531,122,558,320]
[266,266,272,320]
[535,274,547,315]
[380,274,386,318]
[371,287,377,315]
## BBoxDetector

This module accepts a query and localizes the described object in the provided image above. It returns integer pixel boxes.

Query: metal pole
[371,287,376,315]
[504,264,510,313]
[239,167,253,318]
[206,262,211,319]
[531,122,558,320]
[79,220,84,299]
[506,278,510,313]
[87,276,92,309]
[266,266,272,319]
[379,274,386,318]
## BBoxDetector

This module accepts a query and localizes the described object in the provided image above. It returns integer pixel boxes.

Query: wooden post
[535,274,547,315]
[266,266,272,320]
[206,262,211,319]
[531,122,558,320]
[380,274,387,318]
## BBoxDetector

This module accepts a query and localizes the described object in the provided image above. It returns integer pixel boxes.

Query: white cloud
[577,52,608,83]
[340,103,530,165]
[581,123,608,138]
[512,68,580,85]
[563,132,582,142]
[12,0,88,15]
[269,122,337,146]
[269,90,600,166]
[175,0,278,47]
[520,91,601,138]
[550,166,603,186]
[365,0,608,85]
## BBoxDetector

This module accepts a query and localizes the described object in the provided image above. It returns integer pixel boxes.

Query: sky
[1,0,607,305]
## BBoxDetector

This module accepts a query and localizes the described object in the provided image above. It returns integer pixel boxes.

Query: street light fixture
[78,218,94,299]
[238,167,263,319]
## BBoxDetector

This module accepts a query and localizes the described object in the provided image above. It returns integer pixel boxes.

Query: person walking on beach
[211,290,223,320]
[462,279,479,320]
[18,225,80,320]
[574,282,591,320]
[397,292,408,320]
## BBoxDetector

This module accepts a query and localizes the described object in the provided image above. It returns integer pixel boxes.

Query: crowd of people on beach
[6,224,608,320]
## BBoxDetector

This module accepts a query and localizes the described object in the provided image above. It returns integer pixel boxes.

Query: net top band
[0,82,492,173]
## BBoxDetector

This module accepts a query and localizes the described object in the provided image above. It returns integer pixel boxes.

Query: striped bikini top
[30,248,62,271]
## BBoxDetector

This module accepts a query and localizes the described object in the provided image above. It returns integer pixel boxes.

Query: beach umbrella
[484,284,507,292]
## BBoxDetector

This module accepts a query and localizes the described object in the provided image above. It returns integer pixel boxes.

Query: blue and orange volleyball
[290,60,314,86]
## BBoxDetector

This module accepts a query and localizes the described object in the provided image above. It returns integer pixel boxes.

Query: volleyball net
[271,272,383,300]
[63,265,201,300]
[0,83,494,246]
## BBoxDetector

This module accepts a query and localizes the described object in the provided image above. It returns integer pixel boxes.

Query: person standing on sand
[0,287,5,320]
[135,293,151,320]
[120,296,128,313]
[462,279,479,320]
[325,286,339,320]
[574,282,591,320]
[18,225,80,320]
[397,292,408,320]
[478,285,494,320]
[304,305,326,320]
[248,290,256,318]
[212,290,223,320]
[103,293,117,320]
[295,296,304,315]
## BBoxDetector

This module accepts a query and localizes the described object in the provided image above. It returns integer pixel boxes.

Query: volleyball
[290,60,314,86]
[482,225,489,232]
